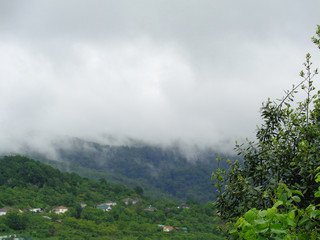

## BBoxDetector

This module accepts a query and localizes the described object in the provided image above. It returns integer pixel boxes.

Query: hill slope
[0,155,224,239]
[31,138,233,203]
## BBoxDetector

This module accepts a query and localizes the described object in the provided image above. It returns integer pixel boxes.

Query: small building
[132,198,142,204]
[0,207,14,216]
[144,205,157,212]
[96,205,112,212]
[179,203,190,209]
[52,206,68,214]
[123,198,141,205]
[29,208,42,213]
[0,234,25,240]
[123,198,133,205]
[104,201,117,206]
[163,226,174,232]
[96,201,116,212]
[80,203,87,208]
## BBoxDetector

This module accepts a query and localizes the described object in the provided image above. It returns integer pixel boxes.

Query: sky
[0,0,320,156]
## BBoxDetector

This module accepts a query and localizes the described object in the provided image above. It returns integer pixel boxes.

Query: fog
[0,1,320,157]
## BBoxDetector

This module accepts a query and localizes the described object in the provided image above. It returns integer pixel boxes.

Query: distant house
[52,206,68,214]
[123,198,141,205]
[96,205,112,212]
[96,201,116,212]
[123,198,132,205]
[80,203,87,208]
[144,205,157,212]
[163,226,174,232]
[132,198,142,204]
[0,207,13,216]
[0,234,25,240]
[179,203,190,209]
[104,201,117,206]
[29,208,42,213]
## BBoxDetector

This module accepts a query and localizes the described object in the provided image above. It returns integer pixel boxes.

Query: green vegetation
[0,155,224,239]
[213,25,320,238]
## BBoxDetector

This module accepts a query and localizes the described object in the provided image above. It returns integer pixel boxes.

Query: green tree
[213,25,320,221]
[5,211,28,231]
[134,186,144,196]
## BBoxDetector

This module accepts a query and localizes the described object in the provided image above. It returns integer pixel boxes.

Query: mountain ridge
[24,138,234,203]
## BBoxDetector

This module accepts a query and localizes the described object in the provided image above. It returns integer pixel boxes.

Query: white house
[29,208,42,213]
[52,206,68,214]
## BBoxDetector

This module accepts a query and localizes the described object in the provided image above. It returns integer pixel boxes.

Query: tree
[213,25,320,221]
[134,185,144,196]
[5,211,28,231]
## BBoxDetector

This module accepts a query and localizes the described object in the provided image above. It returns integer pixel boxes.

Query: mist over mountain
[19,137,234,203]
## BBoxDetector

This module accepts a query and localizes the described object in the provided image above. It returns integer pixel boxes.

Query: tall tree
[213,25,320,221]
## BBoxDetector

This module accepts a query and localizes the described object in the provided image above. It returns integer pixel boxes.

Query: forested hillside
[27,139,232,203]
[0,155,224,239]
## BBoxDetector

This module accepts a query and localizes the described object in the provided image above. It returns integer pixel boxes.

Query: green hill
[0,155,224,239]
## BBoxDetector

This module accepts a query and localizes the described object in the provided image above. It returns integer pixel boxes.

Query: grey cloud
[0,1,320,155]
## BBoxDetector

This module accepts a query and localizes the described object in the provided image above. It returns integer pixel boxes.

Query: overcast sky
[0,0,320,155]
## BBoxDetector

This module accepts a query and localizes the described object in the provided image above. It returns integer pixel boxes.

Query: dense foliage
[0,155,224,239]
[228,177,320,239]
[213,25,320,238]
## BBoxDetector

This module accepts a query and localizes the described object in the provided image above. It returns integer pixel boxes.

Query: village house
[0,207,13,216]
[123,198,132,205]
[96,205,112,212]
[123,198,141,205]
[52,206,68,214]
[178,203,190,209]
[163,226,174,232]
[29,208,42,213]
[96,201,116,212]
[0,234,25,240]
[80,203,87,208]
[104,200,117,206]
[144,205,157,212]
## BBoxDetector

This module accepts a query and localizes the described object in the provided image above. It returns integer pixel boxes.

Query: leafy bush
[213,25,320,221]
[213,25,320,238]
[228,169,320,239]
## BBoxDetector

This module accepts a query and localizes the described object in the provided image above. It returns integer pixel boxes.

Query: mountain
[29,138,233,203]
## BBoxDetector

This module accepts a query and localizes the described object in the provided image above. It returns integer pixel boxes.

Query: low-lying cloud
[0,0,320,156]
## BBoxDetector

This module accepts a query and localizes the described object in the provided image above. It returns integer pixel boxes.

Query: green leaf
[315,190,320,198]
[258,210,267,218]
[298,216,310,226]
[310,210,320,219]
[270,223,287,235]
[292,196,301,203]
[273,201,283,208]
[285,218,296,227]
[291,190,303,197]
[266,207,277,218]
[244,208,258,223]
[244,229,256,240]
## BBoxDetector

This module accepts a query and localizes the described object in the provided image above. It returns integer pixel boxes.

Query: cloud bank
[0,0,320,155]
